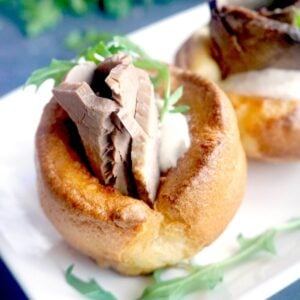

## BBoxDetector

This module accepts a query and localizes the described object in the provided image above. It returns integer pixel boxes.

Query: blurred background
[0,0,200,95]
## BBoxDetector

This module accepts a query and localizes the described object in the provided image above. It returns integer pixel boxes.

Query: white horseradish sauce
[222,69,300,100]
[158,111,190,173]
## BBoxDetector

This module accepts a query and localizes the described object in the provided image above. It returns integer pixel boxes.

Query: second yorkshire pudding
[175,2,300,161]
[35,67,246,275]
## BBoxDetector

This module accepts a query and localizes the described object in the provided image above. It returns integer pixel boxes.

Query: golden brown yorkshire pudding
[176,31,300,161]
[35,67,246,275]
[175,2,300,161]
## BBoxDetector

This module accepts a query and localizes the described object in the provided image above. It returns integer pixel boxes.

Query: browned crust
[175,34,195,71]
[175,32,199,71]
[35,68,246,275]
[175,30,300,161]
[228,93,300,161]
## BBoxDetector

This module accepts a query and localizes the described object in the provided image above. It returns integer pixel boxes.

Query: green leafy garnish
[294,8,300,28]
[20,0,62,37]
[0,1,169,37]
[65,30,115,51]
[167,86,183,107]
[80,41,112,63]
[65,0,90,14]
[0,0,98,37]
[25,59,76,89]
[65,265,117,300]
[102,0,131,18]
[139,217,300,300]
[170,105,190,114]
[160,86,189,119]
[133,57,183,120]
[26,35,188,119]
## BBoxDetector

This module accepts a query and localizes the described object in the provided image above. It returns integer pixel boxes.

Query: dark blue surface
[0,0,299,299]
[269,279,300,300]
[0,258,28,300]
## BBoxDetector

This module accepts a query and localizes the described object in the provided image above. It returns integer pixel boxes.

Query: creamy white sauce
[222,69,300,101]
[219,0,271,9]
[158,112,190,173]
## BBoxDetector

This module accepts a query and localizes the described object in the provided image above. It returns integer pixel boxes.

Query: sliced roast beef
[63,62,96,84]
[135,69,158,137]
[95,52,131,74]
[93,53,159,201]
[210,4,300,78]
[91,53,139,118]
[131,131,159,205]
[133,69,159,203]
[109,115,133,195]
[90,53,131,99]
[53,54,160,204]
[105,63,139,114]
[53,82,119,185]
[114,69,160,205]
[101,55,159,204]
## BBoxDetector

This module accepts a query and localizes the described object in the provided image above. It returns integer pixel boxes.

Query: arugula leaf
[20,0,62,37]
[170,105,190,114]
[65,30,114,51]
[139,217,300,300]
[27,34,188,118]
[25,59,76,88]
[160,85,186,120]
[1,0,171,37]
[103,0,131,18]
[294,8,300,28]
[140,265,224,300]
[152,268,165,283]
[102,0,156,18]
[26,40,112,88]
[80,41,112,63]
[168,86,183,106]
[65,265,117,300]
[68,0,89,14]
[237,231,277,254]
[132,57,187,120]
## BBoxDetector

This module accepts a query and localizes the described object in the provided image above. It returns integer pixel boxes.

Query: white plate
[0,3,300,300]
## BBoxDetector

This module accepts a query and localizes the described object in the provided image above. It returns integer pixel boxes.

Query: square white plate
[0,3,300,300]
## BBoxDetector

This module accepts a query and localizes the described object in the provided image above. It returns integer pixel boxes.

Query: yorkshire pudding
[35,68,246,275]
[175,2,300,161]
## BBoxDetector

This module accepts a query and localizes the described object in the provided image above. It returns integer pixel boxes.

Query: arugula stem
[274,217,300,233]
[139,217,300,300]
[219,218,300,271]
[220,230,276,270]
[159,69,171,121]
[164,69,171,100]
